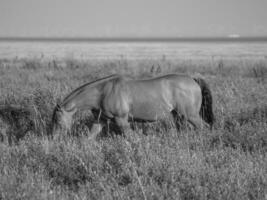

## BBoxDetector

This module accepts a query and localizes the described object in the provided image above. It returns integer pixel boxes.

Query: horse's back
[128,74,200,100]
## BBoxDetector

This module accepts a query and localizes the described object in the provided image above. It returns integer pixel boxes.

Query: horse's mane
[80,74,118,87]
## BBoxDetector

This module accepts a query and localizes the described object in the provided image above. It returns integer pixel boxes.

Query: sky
[0,0,267,37]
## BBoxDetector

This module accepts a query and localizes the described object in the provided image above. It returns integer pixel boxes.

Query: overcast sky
[0,0,267,37]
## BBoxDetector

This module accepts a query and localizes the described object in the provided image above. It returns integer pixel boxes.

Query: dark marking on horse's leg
[171,110,185,131]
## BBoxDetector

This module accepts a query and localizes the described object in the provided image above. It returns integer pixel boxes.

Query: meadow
[0,41,267,200]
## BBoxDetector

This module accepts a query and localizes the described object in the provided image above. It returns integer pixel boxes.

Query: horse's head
[51,104,75,135]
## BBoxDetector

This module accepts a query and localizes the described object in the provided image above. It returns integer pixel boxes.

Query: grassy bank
[0,57,267,199]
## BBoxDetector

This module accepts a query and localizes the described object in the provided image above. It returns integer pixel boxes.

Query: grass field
[0,41,267,200]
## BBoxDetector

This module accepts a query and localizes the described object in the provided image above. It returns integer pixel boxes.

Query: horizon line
[1,36,267,43]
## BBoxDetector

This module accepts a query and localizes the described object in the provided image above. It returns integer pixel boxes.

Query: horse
[51,74,214,137]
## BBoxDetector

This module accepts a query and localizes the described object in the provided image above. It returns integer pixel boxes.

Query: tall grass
[0,57,267,199]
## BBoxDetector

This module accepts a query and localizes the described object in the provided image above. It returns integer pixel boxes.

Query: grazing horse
[51,74,214,136]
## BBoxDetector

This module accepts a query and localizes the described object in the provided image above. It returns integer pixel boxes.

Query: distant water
[1,37,267,43]
[0,37,267,60]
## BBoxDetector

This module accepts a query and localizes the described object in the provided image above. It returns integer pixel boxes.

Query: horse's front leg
[114,116,131,136]
[89,123,103,140]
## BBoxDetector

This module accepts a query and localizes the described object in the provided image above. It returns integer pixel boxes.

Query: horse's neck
[61,85,102,112]
[60,75,119,112]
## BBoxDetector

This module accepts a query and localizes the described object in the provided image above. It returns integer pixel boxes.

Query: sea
[0,37,267,61]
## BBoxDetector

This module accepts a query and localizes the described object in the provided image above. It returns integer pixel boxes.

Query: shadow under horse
[51,74,214,137]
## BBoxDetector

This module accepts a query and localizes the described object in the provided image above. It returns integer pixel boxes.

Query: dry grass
[0,56,267,200]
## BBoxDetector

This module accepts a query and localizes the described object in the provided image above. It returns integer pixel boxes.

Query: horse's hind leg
[187,115,206,130]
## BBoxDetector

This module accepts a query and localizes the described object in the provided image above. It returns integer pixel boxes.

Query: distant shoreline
[0,36,267,43]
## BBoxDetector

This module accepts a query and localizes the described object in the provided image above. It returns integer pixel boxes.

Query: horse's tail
[193,77,215,128]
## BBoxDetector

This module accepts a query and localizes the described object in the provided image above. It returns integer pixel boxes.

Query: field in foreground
[0,55,267,199]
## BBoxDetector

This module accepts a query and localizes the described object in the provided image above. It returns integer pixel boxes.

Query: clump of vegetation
[251,61,267,82]
[0,104,34,144]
